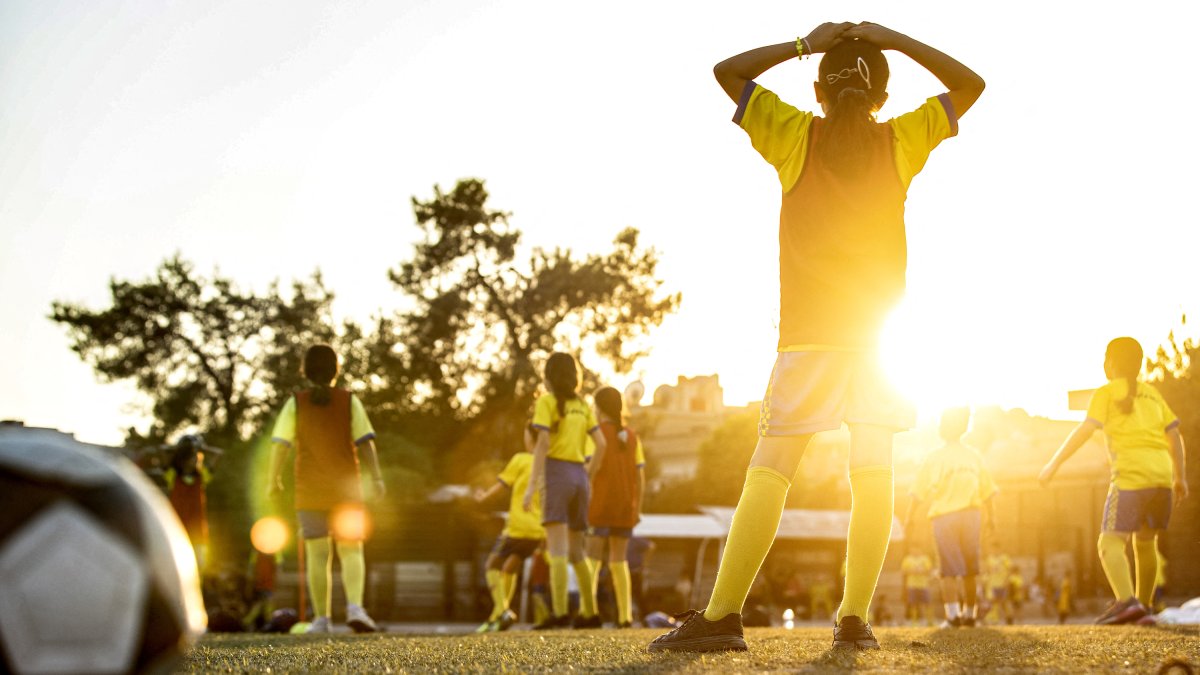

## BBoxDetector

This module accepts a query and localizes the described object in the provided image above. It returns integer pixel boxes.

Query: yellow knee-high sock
[611,561,632,624]
[1133,533,1158,606]
[486,569,507,621]
[1098,533,1135,601]
[305,537,333,617]
[573,558,597,617]
[549,555,569,617]
[504,572,517,606]
[336,540,366,607]
[837,465,893,622]
[703,466,790,621]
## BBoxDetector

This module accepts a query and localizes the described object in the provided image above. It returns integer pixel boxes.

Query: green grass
[180,625,1200,673]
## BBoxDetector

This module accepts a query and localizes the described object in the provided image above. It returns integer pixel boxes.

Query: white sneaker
[306,616,333,633]
[347,604,379,633]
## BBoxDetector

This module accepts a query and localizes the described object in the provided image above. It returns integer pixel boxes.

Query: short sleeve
[532,394,556,431]
[349,394,376,444]
[635,438,646,467]
[735,82,815,192]
[585,404,598,433]
[271,397,297,446]
[1086,386,1112,428]
[1159,392,1180,430]
[498,455,520,487]
[887,94,957,188]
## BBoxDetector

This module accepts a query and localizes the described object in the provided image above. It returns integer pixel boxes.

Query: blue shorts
[297,509,365,540]
[1101,487,1172,533]
[590,526,633,538]
[543,458,589,531]
[758,351,915,437]
[932,508,982,577]
[991,588,1008,601]
[907,588,931,605]
[490,536,541,560]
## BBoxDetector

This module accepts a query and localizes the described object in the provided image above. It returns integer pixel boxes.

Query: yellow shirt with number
[497,452,544,540]
[911,441,997,518]
[1086,379,1178,489]
[532,394,598,464]
[901,553,933,590]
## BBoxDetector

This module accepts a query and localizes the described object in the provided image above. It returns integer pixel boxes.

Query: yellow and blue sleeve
[349,394,376,444]
[1158,390,1180,431]
[887,94,957,189]
[497,454,521,487]
[532,394,555,432]
[270,397,297,447]
[734,82,814,192]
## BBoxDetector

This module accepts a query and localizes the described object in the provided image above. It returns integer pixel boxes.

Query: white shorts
[758,350,915,436]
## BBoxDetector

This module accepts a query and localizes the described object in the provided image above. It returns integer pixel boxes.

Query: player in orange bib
[585,386,646,628]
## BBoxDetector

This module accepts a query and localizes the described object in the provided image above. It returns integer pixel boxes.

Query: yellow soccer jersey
[986,554,1011,592]
[532,393,598,463]
[901,554,933,590]
[736,84,956,196]
[271,393,376,446]
[911,442,997,518]
[1086,380,1178,489]
[497,452,544,540]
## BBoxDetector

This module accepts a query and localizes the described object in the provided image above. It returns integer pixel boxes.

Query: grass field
[181,625,1200,673]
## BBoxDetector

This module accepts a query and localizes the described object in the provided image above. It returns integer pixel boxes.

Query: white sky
[2,0,1198,445]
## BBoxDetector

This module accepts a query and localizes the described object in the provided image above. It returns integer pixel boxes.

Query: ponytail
[816,42,890,177]
[594,387,627,447]
[1105,337,1143,416]
[544,352,580,430]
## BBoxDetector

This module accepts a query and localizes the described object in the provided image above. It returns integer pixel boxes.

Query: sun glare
[250,516,290,555]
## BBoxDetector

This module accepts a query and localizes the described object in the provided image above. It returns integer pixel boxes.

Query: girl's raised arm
[843,23,985,116]
[713,22,855,102]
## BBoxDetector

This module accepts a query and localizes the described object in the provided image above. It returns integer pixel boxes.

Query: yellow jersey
[911,441,997,518]
[497,452,544,540]
[532,393,598,463]
[901,554,933,590]
[1086,379,1178,489]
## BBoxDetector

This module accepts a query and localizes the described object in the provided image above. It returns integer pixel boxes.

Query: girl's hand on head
[843,22,902,50]
[804,22,855,54]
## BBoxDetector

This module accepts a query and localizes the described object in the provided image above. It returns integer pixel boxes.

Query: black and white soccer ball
[0,425,206,674]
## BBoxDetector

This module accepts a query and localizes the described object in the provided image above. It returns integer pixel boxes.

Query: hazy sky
[3,0,1197,445]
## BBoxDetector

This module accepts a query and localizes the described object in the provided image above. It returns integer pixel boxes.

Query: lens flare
[331,504,372,541]
[250,516,290,554]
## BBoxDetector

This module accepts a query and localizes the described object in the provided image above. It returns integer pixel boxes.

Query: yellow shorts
[758,350,915,436]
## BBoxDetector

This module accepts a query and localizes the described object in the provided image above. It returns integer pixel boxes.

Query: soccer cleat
[1095,597,1148,626]
[475,620,497,633]
[646,610,747,653]
[306,616,333,634]
[347,604,379,633]
[960,617,976,628]
[617,621,633,629]
[833,615,880,650]
[533,614,572,630]
[1136,614,1158,626]
[497,609,518,631]
[573,614,603,629]
[938,617,961,629]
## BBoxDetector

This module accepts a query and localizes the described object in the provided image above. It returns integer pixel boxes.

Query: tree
[383,179,680,477]
[50,255,345,445]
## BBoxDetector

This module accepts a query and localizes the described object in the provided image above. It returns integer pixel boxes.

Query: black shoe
[533,614,571,630]
[647,610,747,653]
[617,621,632,629]
[573,614,603,629]
[1095,597,1148,625]
[960,617,976,628]
[833,615,880,650]
[497,609,518,631]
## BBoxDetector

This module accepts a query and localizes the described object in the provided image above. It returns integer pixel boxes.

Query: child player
[1040,337,1189,625]
[474,422,545,632]
[906,407,996,628]
[648,21,984,653]
[900,542,934,626]
[267,344,386,634]
[164,434,218,575]
[524,353,606,629]
[585,386,646,629]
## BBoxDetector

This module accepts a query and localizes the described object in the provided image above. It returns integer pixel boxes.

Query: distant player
[906,407,997,628]
[585,386,646,629]
[1040,337,1189,625]
[647,20,984,654]
[983,541,1013,625]
[900,544,934,626]
[164,434,217,574]
[524,353,606,629]
[473,423,545,632]
[267,344,386,634]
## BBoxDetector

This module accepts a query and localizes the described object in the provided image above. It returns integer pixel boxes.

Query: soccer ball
[0,425,206,674]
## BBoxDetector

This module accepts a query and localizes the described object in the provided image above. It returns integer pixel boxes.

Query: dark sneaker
[347,604,379,633]
[573,614,603,629]
[960,617,976,628]
[938,617,961,629]
[647,610,747,653]
[497,609,517,631]
[533,614,571,630]
[617,621,632,629]
[1095,597,1148,625]
[833,615,880,650]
